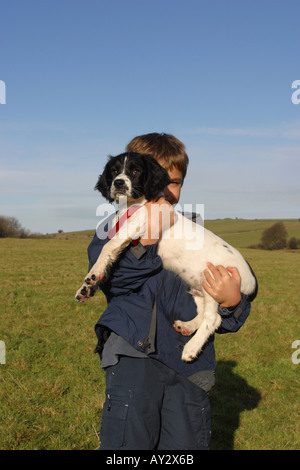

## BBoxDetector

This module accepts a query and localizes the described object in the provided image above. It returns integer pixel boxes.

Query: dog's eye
[111,170,118,177]
[131,169,140,176]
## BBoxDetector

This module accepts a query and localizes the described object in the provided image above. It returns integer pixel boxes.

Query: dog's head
[95,152,171,203]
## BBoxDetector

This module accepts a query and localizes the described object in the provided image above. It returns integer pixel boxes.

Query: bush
[0,216,30,238]
[260,221,288,250]
[287,237,300,249]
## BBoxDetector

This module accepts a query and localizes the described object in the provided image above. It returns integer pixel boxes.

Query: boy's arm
[202,262,242,309]
[217,294,251,333]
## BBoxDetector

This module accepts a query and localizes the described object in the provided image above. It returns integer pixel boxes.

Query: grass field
[0,219,299,450]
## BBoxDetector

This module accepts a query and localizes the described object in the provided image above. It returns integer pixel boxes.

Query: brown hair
[126,132,189,181]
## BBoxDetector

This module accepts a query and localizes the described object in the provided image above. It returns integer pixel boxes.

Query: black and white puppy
[95,151,170,203]
[76,152,258,362]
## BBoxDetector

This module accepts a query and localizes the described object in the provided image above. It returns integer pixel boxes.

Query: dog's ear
[143,155,170,201]
[94,156,114,202]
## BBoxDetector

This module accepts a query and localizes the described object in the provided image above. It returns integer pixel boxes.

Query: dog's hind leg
[173,295,204,336]
[181,292,221,362]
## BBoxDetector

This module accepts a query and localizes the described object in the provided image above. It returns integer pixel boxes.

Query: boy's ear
[143,155,170,201]
[94,157,114,202]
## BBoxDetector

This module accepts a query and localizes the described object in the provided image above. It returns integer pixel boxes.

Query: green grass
[0,238,106,449]
[210,247,300,450]
[0,219,299,449]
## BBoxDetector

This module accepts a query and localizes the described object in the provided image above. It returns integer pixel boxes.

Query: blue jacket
[89,218,251,378]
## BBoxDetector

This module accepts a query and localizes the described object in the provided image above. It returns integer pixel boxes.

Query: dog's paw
[75,272,105,302]
[75,283,96,302]
[181,341,200,362]
[173,320,196,336]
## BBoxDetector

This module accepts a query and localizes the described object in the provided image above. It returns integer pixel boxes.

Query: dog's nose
[114,178,125,188]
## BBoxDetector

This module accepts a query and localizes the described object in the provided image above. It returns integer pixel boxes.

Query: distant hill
[51,219,300,248]
[204,218,300,247]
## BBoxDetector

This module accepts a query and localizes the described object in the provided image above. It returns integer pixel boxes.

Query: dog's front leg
[88,237,130,281]
[75,208,147,302]
[75,237,131,301]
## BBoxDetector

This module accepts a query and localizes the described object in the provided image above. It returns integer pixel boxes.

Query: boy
[88,133,252,449]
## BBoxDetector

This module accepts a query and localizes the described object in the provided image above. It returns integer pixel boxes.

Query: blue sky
[0,0,299,233]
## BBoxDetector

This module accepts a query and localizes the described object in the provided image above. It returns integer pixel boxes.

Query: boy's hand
[202,262,242,309]
[140,197,175,246]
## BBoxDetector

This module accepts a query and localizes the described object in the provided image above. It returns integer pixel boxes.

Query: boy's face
[161,165,183,205]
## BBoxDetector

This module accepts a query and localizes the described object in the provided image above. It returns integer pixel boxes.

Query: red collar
[107,205,142,246]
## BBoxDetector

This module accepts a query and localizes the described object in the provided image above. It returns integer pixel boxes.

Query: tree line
[255,221,300,250]
[0,216,42,238]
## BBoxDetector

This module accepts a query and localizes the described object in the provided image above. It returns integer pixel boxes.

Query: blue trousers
[99,356,211,450]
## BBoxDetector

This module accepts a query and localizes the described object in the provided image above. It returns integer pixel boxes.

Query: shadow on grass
[210,360,261,450]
